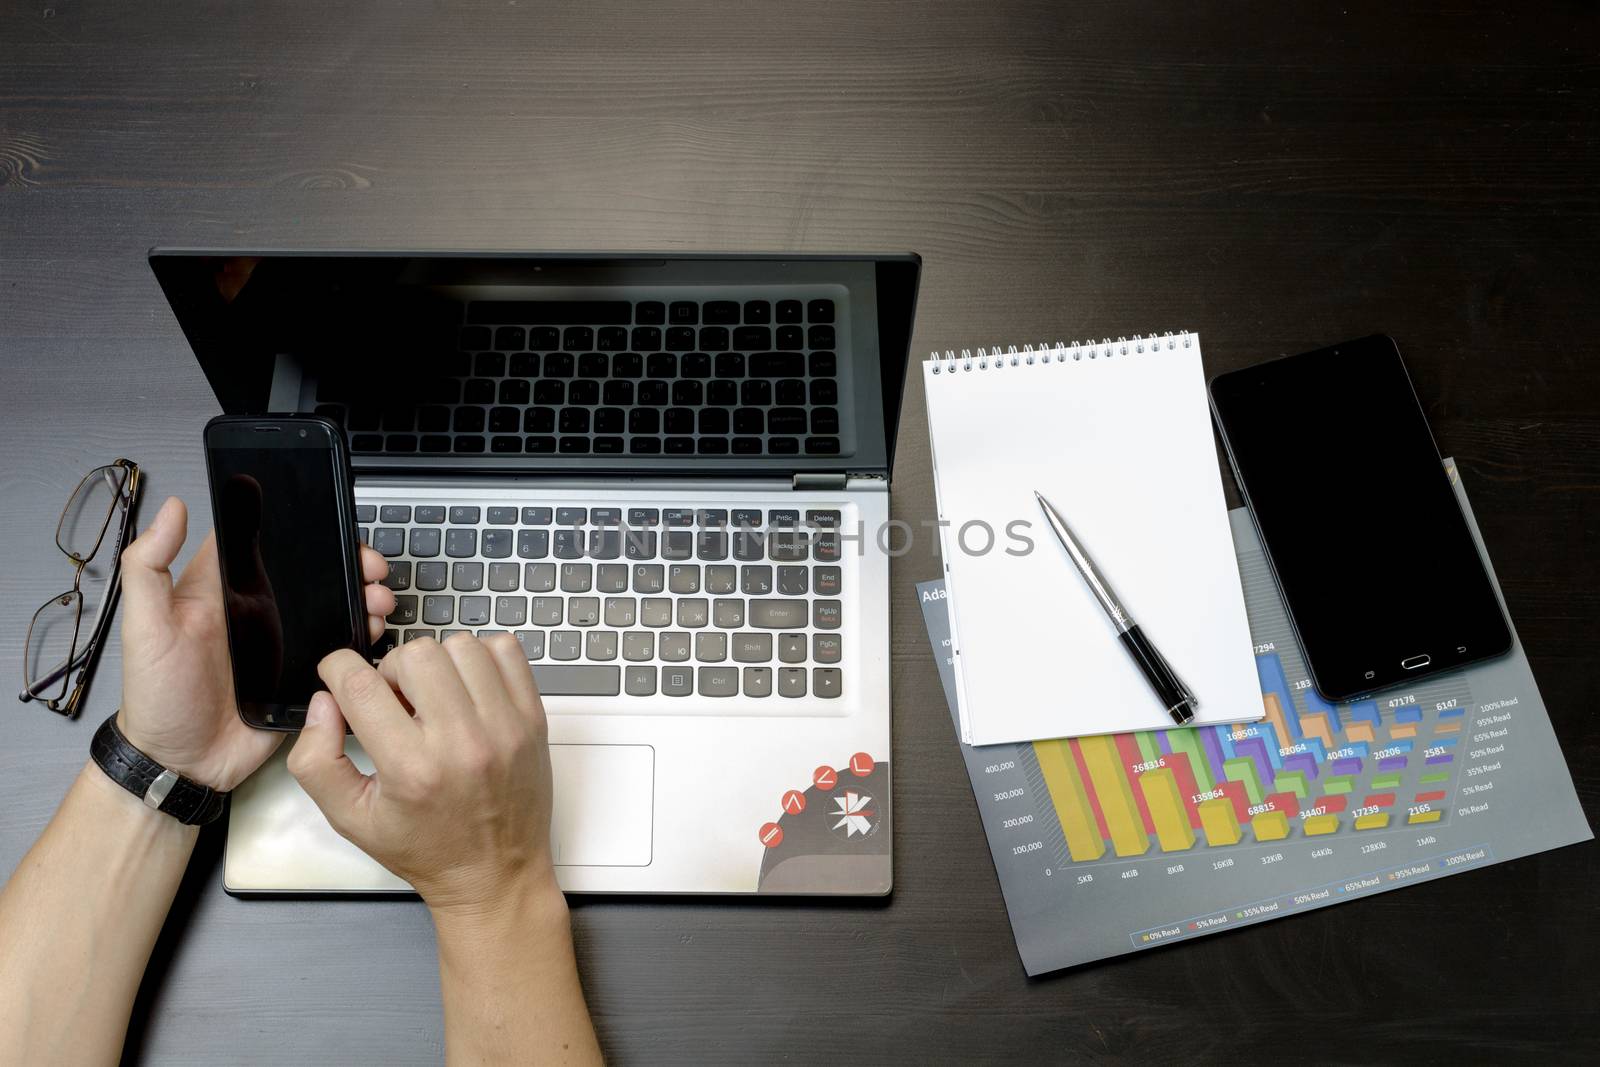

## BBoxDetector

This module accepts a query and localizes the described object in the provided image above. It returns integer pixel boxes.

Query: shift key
[750,599,808,628]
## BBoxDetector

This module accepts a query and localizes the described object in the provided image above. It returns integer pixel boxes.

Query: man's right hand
[287,634,558,915]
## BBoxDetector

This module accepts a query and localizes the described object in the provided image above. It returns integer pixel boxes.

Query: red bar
[1114,733,1158,835]
[1415,790,1447,804]
[1364,792,1397,808]
[1265,790,1298,816]
[1068,738,1112,841]
[1219,778,1250,822]
[1163,750,1205,829]
[1314,794,1347,814]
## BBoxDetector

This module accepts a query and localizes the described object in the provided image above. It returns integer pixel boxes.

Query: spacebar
[530,665,621,696]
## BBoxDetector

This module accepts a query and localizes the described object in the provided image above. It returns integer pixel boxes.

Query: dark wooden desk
[4,1,1597,1061]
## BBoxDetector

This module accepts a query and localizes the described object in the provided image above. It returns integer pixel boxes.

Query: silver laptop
[151,251,920,895]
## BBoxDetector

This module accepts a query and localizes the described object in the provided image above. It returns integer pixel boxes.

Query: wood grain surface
[3,1,1597,1063]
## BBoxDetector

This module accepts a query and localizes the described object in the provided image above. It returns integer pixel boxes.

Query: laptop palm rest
[226,740,655,893]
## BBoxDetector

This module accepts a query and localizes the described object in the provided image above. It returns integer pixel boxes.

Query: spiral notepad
[924,332,1264,745]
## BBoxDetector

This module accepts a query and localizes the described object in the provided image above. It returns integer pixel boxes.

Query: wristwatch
[89,713,228,826]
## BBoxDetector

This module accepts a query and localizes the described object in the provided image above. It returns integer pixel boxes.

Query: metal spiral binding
[929,331,1192,373]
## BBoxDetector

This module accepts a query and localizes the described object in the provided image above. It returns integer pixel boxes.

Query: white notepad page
[924,333,1263,745]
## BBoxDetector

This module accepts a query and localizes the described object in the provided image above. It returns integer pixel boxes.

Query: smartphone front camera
[298,428,308,438]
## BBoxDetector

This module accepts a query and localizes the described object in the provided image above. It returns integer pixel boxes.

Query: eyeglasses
[19,459,142,717]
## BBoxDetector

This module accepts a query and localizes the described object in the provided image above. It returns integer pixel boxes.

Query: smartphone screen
[205,416,366,729]
[1209,335,1510,700]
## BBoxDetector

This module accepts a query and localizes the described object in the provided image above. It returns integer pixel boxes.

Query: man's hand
[117,496,396,791]
[287,635,557,912]
[287,636,601,1064]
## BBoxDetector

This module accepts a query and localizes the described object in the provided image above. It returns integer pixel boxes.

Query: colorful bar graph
[1252,810,1290,841]
[1322,775,1354,795]
[1198,797,1242,846]
[1371,773,1402,790]
[1261,692,1296,756]
[1078,735,1150,857]
[1354,812,1391,830]
[1408,809,1443,825]
[1365,792,1397,808]
[1377,756,1408,771]
[1395,705,1423,723]
[1033,740,1106,862]
[1425,753,1455,766]
[1137,768,1196,852]
[1161,751,1204,830]
[1434,719,1462,734]
[1348,722,1376,743]
[1419,770,1451,785]
[1304,814,1340,835]
[1415,790,1447,804]
[1390,724,1418,739]
[1303,687,1341,731]
[1282,752,1320,781]
[1315,794,1348,813]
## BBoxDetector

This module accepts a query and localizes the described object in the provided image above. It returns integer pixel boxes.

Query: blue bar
[1438,706,1465,718]
[1348,700,1382,730]
[1395,704,1423,724]
[1256,653,1303,740]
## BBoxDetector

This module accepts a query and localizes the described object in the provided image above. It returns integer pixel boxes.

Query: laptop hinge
[793,472,849,491]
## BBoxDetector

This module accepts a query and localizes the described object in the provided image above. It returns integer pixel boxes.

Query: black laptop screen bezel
[149,250,920,482]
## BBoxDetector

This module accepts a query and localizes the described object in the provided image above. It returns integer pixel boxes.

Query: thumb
[287,691,370,836]
[121,496,187,631]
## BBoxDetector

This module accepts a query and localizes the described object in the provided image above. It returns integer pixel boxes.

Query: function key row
[355,506,840,529]
[462,298,833,337]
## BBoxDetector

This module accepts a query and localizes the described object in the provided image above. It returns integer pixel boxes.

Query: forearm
[432,877,602,1067]
[0,763,197,1066]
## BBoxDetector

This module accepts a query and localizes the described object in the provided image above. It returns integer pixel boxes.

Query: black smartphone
[1209,335,1511,701]
[204,414,369,730]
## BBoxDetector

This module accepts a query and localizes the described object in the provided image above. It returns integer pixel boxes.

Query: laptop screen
[151,252,920,479]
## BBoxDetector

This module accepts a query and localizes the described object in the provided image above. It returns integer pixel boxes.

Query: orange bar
[1434,720,1462,735]
[1299,711,1334,750]
[1391,724,1417,739]
[1261,693,1295,754]
[1347,722,1375,744]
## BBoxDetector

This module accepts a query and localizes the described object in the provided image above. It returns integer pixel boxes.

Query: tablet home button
[1401,654,1431,671]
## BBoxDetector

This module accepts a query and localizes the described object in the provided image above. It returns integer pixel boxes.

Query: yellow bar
[1076,736,1150,857]
[1136,767,1196,852]
[1391,724,1417,739]
[1198,798,1241,846]
[1262,693,1295,754]
[1252,810,1290,842]
[1407,809,1443,825]
[1032,740,1106,861]
[1355,812,1391,830]
[1434,720,1462,735]
[1347,723,1376,744]
[1299,712,1334,750]
[1303,814,1339,835]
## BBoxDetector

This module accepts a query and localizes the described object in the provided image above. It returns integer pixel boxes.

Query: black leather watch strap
[89,713,227,826]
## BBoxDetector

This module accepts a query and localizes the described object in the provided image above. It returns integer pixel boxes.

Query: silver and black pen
[1034,490,1199,726]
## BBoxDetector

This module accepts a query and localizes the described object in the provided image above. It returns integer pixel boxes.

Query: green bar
[1371,772,1402,790]
[1275,769,1309,799]
[1224,757,1264,805]
[1166,728,1213,792]
[1322,775,1354,795]
[1419,770,1450,784]
[1135,731,1163,765]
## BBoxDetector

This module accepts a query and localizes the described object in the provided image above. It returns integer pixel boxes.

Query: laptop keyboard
[357,501,846,701]
[316,297,842,459]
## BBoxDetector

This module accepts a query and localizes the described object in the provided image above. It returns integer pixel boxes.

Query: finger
[364,582,397,620]
[120,497,187,631]
[375,637,474,729]
[286,691,369,835]
[359,545,388,583]
[368,613,386,643]
[317,648,419,767]
[483,632,545,726]
[440,633,513,721]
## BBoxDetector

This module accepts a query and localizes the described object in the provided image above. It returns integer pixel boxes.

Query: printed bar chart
[1021,646,1472,862]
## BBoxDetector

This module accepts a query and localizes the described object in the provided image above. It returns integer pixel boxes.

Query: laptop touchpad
[549,744,654,867]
